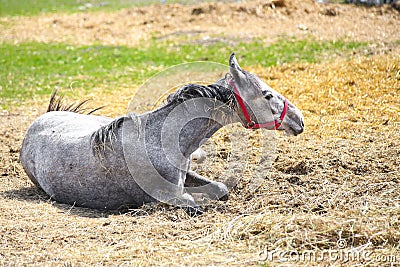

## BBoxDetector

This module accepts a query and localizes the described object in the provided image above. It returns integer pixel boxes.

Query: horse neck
[145,84,238,158]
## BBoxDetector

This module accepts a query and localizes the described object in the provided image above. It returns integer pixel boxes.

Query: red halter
[228,79,288,130]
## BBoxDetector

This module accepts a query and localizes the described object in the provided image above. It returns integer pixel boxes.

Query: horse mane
[87,82,235,157]
[47,90,103,115]
[166,83,236,109]
[47,90,118,157]
[90,116,126,157]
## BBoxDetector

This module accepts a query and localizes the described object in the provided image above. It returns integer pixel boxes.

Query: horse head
[228,53,304,136]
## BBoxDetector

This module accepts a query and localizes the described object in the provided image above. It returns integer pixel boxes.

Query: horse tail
[47,90,104,115]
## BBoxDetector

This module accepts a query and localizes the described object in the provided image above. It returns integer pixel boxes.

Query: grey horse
[20,53,304,215]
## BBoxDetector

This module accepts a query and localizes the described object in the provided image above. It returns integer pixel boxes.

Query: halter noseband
[228,79,288,130]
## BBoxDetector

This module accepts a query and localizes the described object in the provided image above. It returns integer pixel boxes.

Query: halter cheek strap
[228,79,289,130]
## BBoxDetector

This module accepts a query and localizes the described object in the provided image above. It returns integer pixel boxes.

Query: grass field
[0,0,178,16]
[0,39,367,108]
[0,0,243,16]
[0,0,399,266]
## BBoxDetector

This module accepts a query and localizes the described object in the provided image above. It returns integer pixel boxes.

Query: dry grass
[1,0,400,266]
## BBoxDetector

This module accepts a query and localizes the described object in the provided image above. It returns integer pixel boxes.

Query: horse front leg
[154,166,203,216]
[184,170,229,201]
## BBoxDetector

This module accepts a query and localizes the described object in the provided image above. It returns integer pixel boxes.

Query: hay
[1,54,399,266]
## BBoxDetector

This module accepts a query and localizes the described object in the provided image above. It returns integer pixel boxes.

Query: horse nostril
[300,119,304,128]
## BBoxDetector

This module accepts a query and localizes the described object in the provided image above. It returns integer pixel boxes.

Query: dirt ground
[1,0,399,46]
[1,0,400,266]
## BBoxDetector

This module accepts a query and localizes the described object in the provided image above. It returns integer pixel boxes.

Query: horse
[20,53,304,215]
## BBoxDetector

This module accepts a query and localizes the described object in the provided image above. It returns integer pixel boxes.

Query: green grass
[0,0,164,17]
[0,39,367,108]
[0,0,224,17]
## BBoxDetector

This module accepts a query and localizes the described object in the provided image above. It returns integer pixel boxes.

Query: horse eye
[262,91,273,100]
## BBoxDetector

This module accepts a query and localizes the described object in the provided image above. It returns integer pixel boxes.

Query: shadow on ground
[2,185,113,218]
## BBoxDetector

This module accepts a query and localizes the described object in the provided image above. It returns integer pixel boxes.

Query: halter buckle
[247,121,256,128]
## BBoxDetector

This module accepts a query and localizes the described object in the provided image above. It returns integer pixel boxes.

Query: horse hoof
[218,193,229,201]
[215,182,229,201]
[185,206,203,217]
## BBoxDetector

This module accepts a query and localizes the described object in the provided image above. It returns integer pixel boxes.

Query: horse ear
[229,53,246,82]
[229,53,241,70]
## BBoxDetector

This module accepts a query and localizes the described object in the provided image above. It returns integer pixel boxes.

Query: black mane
[90,82,236,157]
[166,83,235,109]
[47,90,103,115]
[90,116,126,157]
